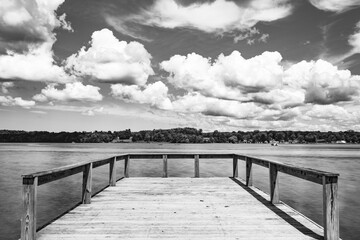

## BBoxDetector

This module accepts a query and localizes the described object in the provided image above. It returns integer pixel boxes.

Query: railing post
[246,157,253,186]
[21,176,37,240]
[233,155,238,178]
[269,163,279,204]
[124,155,130,178]
[194,154,200,178]
[82,163,92,204]
[109,157,116,186]
[163,155,168,178]
[323,176,339,240]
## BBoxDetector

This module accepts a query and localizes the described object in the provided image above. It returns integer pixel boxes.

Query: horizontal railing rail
[21,153,339,240]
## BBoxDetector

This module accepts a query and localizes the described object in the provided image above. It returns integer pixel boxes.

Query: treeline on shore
[0,128,359,144]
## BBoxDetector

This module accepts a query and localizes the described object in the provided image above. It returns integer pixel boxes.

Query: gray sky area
[0,0,360,131]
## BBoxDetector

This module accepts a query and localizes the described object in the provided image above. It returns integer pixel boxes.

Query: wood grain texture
[37,178,326,240]
[232,156,238,178]
[124,156,130,178]
[109,157,116,186]
[269,163,280,204]
[21,177,37,240]
[323,176,339,240]
[194,155,199,178]
[246,157,253,187]
[82,163,92,204]
[163,155,168,178]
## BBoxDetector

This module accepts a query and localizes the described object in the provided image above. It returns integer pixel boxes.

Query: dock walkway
[37,177,323,239]
[21,153,339,240]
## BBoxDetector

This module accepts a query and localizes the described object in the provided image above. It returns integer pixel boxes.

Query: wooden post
[109,157,116,186]
[82,163,92,204]
[21,176,37,240]
[323,176,339,240]
[194,155,200,178]
[246,157,253,186]
[124,155,130,178]
[269,163,279,204]
[233,155,238,178]
[163,155,168,178]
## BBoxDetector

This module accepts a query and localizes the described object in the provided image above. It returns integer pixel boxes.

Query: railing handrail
[20,152,339,240]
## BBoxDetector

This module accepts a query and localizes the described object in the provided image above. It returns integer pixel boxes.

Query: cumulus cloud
[309,0,360,12]
[1,82,14,94]
[284,59,360,104]
[349,21,360,54]
[106,0,292,41]
[160,51,283,100]
[33,82,103,102]
[0,0,73,83]
[65,28,154,85]
[171,92,264,119]
[0,95,35,108]
[305,104,357,121]
[111,81,172,110]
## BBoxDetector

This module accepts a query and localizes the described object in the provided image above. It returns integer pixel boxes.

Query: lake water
[0,143,359,240]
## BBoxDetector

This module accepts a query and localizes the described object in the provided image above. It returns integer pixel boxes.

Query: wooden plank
[109,157,116,186]
[246,157,253,186]
[82,163,92,204]
[21,177,37,240]
[92,157,112,169]
[233,156,238,178]
[269,163,279,204]
[124,155,130,178]
[323,176,339,240]
[37,165,84,186]
[194,155,199,178]
[163,155,168,178]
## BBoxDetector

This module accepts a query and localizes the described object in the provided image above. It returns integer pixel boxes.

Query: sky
[0,0,360,132]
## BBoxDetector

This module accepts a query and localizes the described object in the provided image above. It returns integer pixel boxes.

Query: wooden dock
[21,154,340,240]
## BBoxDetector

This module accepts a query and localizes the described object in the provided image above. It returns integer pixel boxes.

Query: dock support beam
[246,157,253,186]
[269,163,279,204]
[82,163,92,204]
[233,155,238,178]
[21,176,37,240]
[194,155,200,178]
[109,157,116,186]
[124,155,130,178]
[323,176,339,240]
[163,155,168,178]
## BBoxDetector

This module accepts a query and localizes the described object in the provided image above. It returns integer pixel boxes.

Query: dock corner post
[323,176,339,240]
[269,163,279,204]
[232,155,238,178]
[162,154,168,178]
[109,157,116,186]
[21,176,38,240]
[82,163,92,204]
[245,157,253,186]
[194,154,200,178]
[124,155,130,178]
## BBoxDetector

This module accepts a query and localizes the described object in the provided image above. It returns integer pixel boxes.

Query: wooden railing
[21,153,339,240]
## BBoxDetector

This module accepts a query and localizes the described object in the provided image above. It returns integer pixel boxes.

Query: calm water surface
[0,143,359,240]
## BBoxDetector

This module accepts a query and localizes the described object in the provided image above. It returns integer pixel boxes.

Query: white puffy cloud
[161,51,283,101]
[33,82,103,102]
[171,92,263,119]
[308,0,360,12]
[65,29,154,85]
[349,21,360,54]
[0,95,35,108]
[116,0,292,34]
[0,43,72,83]
[305,104,358,121]
[284,59,360,104]
[0,0,73,83]
[111,81,172,110]
[1,82,14,94]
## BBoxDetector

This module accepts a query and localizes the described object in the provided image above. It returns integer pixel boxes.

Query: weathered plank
[21,177,37,240]
[269,163,279,204]
[124,155,130,178]
[232,156,238,178]
[109,157,116,186]
[323,176,339,240]
[246,157,253,186]
[37,178,325,240]
[194,155,200,178]
[82,163,92,204]
[163,155,168,178]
